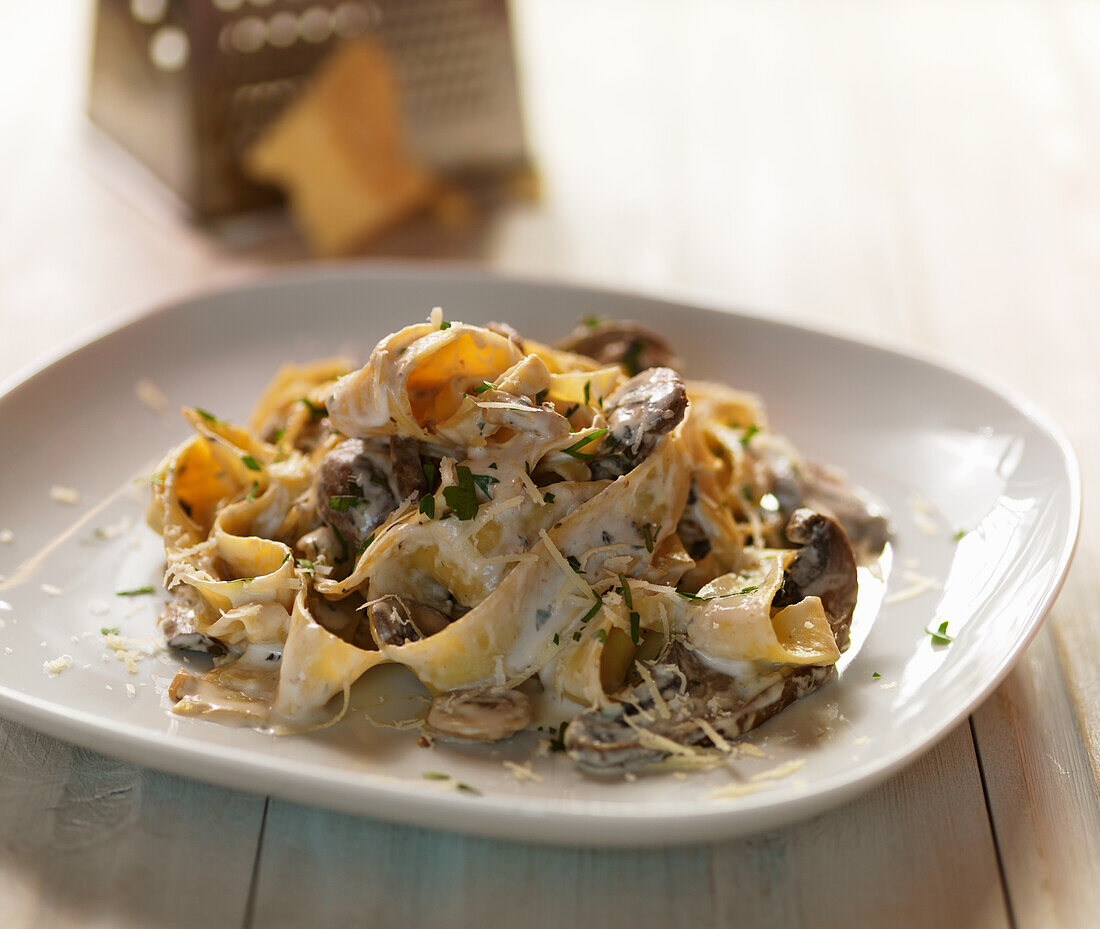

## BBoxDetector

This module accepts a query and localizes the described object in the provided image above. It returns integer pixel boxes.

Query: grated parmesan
[750,758,806,782]
[708,781,765,800]
[0,529,12,544]
[635,662,671,720]
[517,467,547,506]
[40,584,62,596]
[537,529,594,601]
[503,760,542,783]
[43,655,73,677]
[50,485,80,505]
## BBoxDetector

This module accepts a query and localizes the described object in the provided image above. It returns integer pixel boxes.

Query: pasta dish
[148,312,886,774]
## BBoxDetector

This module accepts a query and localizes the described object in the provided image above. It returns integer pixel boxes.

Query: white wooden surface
[1,1,1099,926]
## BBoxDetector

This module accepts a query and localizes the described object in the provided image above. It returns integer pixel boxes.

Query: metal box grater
[88,0,530,218]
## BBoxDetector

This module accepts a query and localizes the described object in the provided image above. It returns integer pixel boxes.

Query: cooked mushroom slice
[676,515,712,560]
[426,688,533,742]
[557,319,681,374]
[567,509,856,773]
[590,367,688,478]
[773,508,858,649]
[565,644,831,775]
[364,594,452,649]
[486,321,525,354]
[389,435,426,500]
[768,457,889,562]
[314,438,398,550]
[161,586,231,656]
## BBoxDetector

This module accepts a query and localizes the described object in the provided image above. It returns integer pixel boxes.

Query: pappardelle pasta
[148,312,887,774]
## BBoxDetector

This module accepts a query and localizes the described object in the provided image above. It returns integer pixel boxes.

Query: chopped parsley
[422,771,450,780]
[241,455,261,471]
[543,491,556,504]
[357,532,376,557]
[246,480,259,502]
[583,315,602,329]
[740,484,755,503]
[740,424,760,447]
[552,633,560,646]
[535,388,550,405]
[418,495,436,519]
[296,559,314,572]
[927,621,953,645]
[593,628,608,644]
[422,462,437,486]
[577,593,604,624]
[572,631,582,642]
[548,721,569,752]
[455,782,481,795]
[328,495,360,512]
[619,574,641,644]
[116,586,154,597]
[472,472,499,498]
[272,427,285,445]
[439,320,451,330]
[331,525,350,562]
[952,529,966,541]
[737,585,759,596]
[676,590,715,603]
[471,381,494,395]
[566,555,582,573]
[642,522,660,553]
[563,403,580,418]
[297,397,326,421]
[442,466,481,520]
[195,408,219,424]
[369,475,388,488]
[100,626,119,636]
[535,607,552,628]
[560,428,608,461]
[872,671,881,679]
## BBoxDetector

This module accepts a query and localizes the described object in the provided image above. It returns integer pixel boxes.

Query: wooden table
[2,2,1099,926]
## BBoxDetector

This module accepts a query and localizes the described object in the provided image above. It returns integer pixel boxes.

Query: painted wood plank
[248,723,1007,929]
[972,628,1100,929]
[0,718,264,929]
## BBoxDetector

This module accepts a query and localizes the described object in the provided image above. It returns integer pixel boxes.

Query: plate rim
[0,264,1082,845]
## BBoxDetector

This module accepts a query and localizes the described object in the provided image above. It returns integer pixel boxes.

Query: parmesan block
[244,39,437,255]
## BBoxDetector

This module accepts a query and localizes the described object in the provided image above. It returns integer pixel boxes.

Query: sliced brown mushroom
[389,435,426,500]
[590,367,688,478]
[426,687,533,742]
[364,594,452,649]
[161,586,231,656]
[565,508,857,774]
[486,321,525,355]
[772,508,858,650]
[557,319,681,374]
[313,438,398,551]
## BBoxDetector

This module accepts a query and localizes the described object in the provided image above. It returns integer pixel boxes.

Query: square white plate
[0,267,1079,846]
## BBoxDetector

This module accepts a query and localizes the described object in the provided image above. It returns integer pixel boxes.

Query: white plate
[0,266,1080,846]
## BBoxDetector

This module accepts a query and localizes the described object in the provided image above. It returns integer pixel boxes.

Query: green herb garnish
[100,626,119,636]
[195,408,219,424]
[563,403,580,418]
[472,472,499,499]
[572,631,582,642]
[676,591,715,603]
[357,532,376,557]
[548,721,570,752]
[241,455,261,471]
[442,466,481,520]
[560,428,608,461]
[419,495,436,519]
[471,381,494,395]
[952,529,965,541]
[296,559,314,571]
[566,555,582,573]
[552,633,560,646]
[439,320,451,330]
[583,315,602,329]
[593,628,608,644]
[629,611,640,645]
[578,593,604,624]
[328,495,360,512]
[535,388,549,405]
[422,771,450,780]
[872,672,881,679]
[422,462,437,487]
[297,397,326,421]
[642,523,660,553]
[543,492,556,504]
[583,381,591,405]
[455,782,481,795]
[246,480,259,502]
[740,424,760,447]
[927,621,953,645]
[116,586,154,597]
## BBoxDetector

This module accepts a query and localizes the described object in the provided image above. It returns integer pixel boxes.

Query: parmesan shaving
[503,760,542,783]
[43,655,73,677]
[694,717,732,752]
[517,467,546,506]
[537,529,594,601]
[750,758,806,782]
[50,485,80,505]
[708,781,765,800]
[635,662,671,720]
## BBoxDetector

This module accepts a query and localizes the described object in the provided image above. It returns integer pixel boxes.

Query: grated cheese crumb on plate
[135,378,168,413]
[503,760,543,783]
[50,485,80,505]
[126,683,137,697]
[853,736,871,745]
[880,681,898,691]
[708,781,765,800]
[40,584,62,596]
[0,529,12,544]
[43,655,73,677]
[750,758,807,782]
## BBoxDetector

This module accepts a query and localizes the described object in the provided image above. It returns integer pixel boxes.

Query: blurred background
[3,0,1097,382]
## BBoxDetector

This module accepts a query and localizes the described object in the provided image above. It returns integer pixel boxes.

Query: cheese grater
[88,0,530,218]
